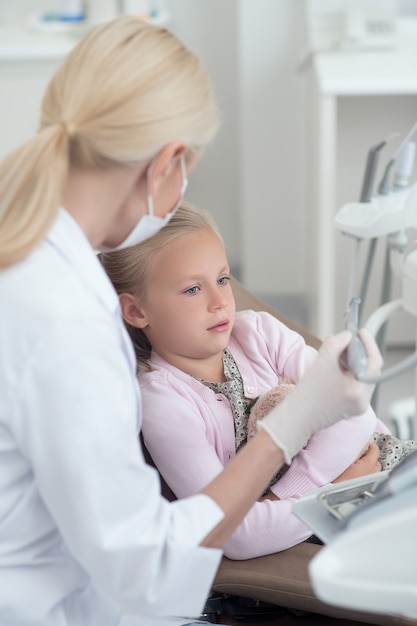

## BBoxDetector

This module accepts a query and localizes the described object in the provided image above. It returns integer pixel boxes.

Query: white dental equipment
[300,120,417,620]
[293,450,417,619]
[335,119,417,387]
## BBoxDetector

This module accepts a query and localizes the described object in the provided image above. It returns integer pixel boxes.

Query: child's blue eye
[185,286,199,295]
[218,276,230,286]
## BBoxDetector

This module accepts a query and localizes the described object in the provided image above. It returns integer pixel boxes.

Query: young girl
[100,201,393,559]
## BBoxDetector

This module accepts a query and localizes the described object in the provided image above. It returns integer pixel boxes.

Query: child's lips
[208,319,230,332]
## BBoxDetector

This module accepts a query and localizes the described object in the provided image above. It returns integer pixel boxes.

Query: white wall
[237,0,308,323]
[168,0,309,325]
[166,0,241,271]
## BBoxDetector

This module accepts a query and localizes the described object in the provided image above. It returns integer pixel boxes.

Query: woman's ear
[119,293,149,329]
[148,141,187,197]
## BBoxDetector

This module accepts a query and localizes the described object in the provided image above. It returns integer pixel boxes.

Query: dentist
[0,15,381,626]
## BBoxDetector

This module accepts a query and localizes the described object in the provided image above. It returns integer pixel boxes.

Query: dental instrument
[344,297,368,378]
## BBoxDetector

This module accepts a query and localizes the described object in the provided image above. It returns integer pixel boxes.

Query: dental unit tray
[317,477,385,522]
[293,447,417,545]
[334,188,417,240]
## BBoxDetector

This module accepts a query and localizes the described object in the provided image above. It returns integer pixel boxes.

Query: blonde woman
[0,15,381,626]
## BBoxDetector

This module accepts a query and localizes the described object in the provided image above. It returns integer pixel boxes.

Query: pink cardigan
[140,310,388,559]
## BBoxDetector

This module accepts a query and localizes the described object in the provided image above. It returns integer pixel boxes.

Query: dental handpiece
[345,297,368,378]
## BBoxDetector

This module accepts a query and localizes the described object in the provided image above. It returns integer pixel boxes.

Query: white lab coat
[0,209,223,626]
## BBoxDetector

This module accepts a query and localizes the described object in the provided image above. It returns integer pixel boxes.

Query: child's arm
[269,406,381,500]
[140,375,314,558]
[333,440,382,483]
[242,311,383,499]
[201,328,382,554]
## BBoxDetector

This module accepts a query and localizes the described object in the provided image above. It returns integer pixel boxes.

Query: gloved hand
[257,329,383,464]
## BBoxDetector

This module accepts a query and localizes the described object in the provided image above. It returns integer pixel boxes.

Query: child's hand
[333,441,382,483]
[257,491,280,502]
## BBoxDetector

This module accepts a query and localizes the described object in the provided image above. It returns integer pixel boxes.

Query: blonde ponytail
[0,124,69,268]
[0,16,219,269]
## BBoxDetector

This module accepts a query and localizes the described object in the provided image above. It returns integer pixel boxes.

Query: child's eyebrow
[178,266,230,284]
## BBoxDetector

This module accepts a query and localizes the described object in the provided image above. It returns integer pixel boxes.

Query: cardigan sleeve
[140,369,315,559]
[270,407,381,500]
[234,311,390,501]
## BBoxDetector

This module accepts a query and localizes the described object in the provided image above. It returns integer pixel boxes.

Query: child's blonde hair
[0,16,219,269]
[100,200,223,371]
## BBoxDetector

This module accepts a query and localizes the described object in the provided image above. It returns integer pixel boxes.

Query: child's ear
[119,293,149,329]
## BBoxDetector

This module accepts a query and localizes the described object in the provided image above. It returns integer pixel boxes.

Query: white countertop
[313,17,417,96]
[0,22,83,61]
[0,11,170,61]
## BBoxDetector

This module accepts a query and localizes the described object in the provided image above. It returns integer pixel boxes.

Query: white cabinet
[308,17,417,340]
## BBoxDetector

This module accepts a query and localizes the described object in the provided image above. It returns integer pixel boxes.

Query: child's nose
[208,287,227,310]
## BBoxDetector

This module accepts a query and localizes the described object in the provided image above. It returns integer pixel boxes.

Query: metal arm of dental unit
[334,120,417,385]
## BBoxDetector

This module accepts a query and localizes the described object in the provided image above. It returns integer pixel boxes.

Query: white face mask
[99,154,188,252]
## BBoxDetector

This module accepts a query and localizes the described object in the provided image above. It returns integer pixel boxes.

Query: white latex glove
[257,329,383,464]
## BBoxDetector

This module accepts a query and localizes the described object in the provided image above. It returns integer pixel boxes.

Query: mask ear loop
[147,192,154,218]
[146,153,187,219]
[146,158,156,218]
[179,154,188,196]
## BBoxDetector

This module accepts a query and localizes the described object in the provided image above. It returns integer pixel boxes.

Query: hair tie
[58,119,76,138]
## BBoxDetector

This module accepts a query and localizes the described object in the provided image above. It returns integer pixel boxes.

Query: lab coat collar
[46,208,120,315]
